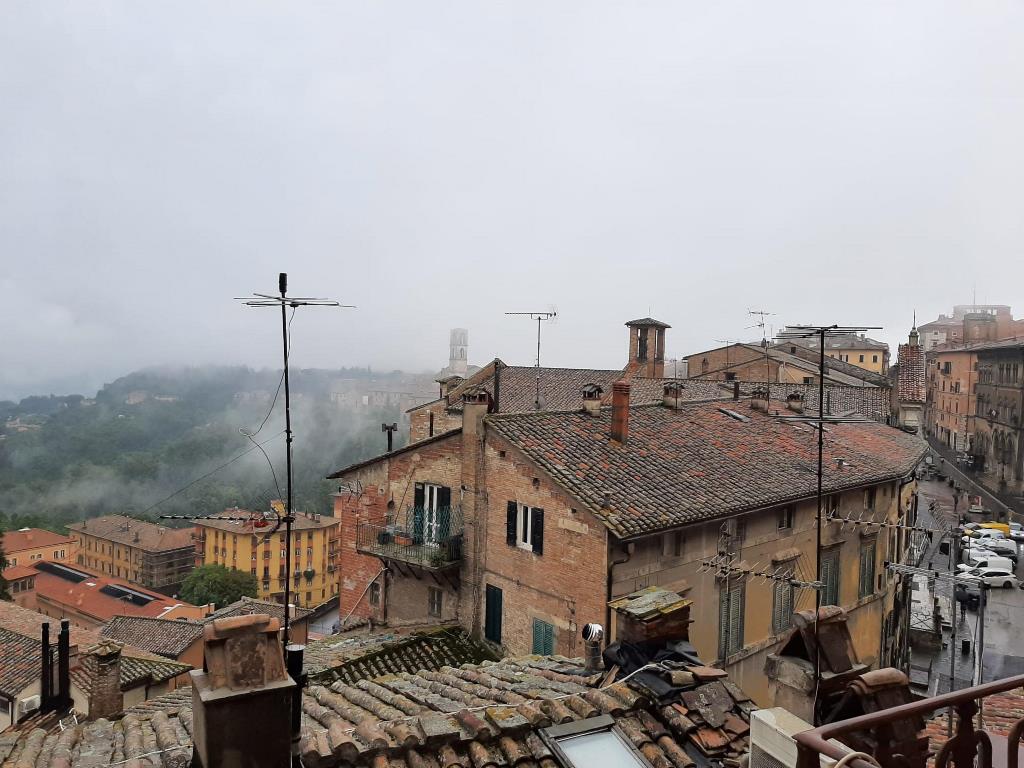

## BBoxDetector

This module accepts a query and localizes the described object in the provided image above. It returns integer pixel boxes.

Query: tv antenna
[775,323,881,719]
[505,309,557,410]
[747,309,775,383]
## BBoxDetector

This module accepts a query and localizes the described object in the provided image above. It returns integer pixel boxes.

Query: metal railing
[355,506,463,569]
[795,674,1024,768]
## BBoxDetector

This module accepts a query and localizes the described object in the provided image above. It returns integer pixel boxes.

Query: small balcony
[355,506,463,571]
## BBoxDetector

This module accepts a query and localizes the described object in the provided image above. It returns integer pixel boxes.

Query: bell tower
[449,328,468,376]
[625,317,671,377]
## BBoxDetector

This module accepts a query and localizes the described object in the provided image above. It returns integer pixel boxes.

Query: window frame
[427,586,443,618]
[718,579,746,659]
[772,570,795,635]
[859,539,877,599]
[778,506,795,531]
[532,617,555,655]
[542,715,652,768]
[821,546,841,606]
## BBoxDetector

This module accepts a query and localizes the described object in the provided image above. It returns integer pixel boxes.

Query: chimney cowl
[582,384,603,416]
[663,381,686,409]
[750,387,770,412]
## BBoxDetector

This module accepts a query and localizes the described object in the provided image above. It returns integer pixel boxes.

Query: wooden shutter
[506,502,518,546]
[860,541,876,598]
[438,487,452,540]
[773,577,794,634]
[822,549,840,606]
[531,508,544,555]
[485,584,503,643]
[718,581,744,658]
[532,619,554,654]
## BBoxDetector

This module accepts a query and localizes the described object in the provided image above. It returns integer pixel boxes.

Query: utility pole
[236,273,349,644]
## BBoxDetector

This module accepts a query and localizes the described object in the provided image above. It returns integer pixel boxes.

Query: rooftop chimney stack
[57,619,71,711]
[581,384,604,416]
[191,614,295,768]
[750,387,770,412]
[83,640,124,719]
[608,586,692,645]
[663,381,685,409]
[610,381,630,444]
[786,392,804,414]
[582,624,604,672]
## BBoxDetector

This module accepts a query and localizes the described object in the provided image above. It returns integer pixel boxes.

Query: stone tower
[625,318,671,377]
[449,328,469,376]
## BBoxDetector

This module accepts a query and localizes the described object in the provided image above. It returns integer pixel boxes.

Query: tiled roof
[487,399,927,538]
[327,428,462,478]
[787,334,889,351]
[897,343,926,403]
[0,627,44,698]
[100,616,204,659]
[2,565,38,580]
[304,625,498,683]
[196,509,339,533]
[204,595,313,624]
[0,656,756,768]
[771,343,891,387]
[625,317,672,328]
[626,377,734,404]
[0,600,169,665]
[66,516,193,552]
[733,382,892,422]
[448,365,627,414]
[69,649,190,692]
[28,562,202,623]
[0,528,75,554]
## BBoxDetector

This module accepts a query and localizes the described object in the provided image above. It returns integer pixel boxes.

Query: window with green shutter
[532,618,555,655]
[821,547,840,606]
[859,540,877,598]
[718,580,745,659]
[772,570,794,635]
[485,585,503,644]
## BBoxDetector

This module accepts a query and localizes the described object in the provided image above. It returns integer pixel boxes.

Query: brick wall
[685,345,764,378]
[335,484,388,626]
[470,435,609,658]
[409,402,461,443]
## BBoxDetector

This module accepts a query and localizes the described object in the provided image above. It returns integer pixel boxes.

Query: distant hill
[0,365,433,533]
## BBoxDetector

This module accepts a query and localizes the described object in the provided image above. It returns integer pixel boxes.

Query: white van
[958,552,1014,572]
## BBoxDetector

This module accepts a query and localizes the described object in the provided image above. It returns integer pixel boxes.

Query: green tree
[179,564,257,608]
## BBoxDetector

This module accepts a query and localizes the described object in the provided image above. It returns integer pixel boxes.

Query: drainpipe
[605,542,634,642]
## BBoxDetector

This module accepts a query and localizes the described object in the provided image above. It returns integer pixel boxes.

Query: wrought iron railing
[795,674,1024,768]
[355,505,463,569]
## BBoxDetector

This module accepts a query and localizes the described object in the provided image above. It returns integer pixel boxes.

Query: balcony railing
[355,505,463,570]
[795,674,1024,768]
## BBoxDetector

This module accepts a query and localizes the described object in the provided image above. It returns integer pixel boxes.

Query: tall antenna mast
[505,310,557,410]
[235,273,351,644]
[748,309,775,384]
[775,322,881,723]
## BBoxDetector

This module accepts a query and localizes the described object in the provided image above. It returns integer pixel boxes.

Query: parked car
[959,567,1020,589]
[954,557,1011,573]
[980,522,1011,536]
[978,538,1019,561]
[957,554,1014,572]
[962,529,1006,543]
[1010,522,1024,542]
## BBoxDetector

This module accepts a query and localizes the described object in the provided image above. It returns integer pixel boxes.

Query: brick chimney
[625,318,671,378]
[82,640,124,719]
[191,614,295,768]
[750,386,770,412]
[610,381,630,444]
[786,392,804,413]
[581,384,603,416]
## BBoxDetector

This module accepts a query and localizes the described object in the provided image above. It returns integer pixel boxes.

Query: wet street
[913,476,1024,694]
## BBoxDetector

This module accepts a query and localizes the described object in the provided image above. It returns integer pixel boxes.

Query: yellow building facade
[195,509,340,609]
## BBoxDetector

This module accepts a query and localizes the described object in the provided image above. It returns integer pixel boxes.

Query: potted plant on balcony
[394,530,413,547]
[429,551,447,568]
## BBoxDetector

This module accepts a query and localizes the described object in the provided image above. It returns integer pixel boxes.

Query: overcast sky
[2,3,1023,400]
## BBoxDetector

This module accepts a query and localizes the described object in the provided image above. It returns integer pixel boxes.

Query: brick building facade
[331,379,925,704]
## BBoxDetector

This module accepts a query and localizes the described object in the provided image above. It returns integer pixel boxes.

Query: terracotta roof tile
[204,595,313,624]
[898,343,927,403]
[66,516,193,552]
[486,399,927,538]
[0,528,75,554]
[100,616,204,659]
[0,627,43,698]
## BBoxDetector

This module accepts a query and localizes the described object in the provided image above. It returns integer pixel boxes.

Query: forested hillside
[0,366,429,532]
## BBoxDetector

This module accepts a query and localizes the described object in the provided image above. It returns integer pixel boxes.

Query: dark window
[485,584,503,644]
[718,580,745,658]
[532,618,555,654]
[803,377,813,385]
[778,506,795,530]
[865,487,876,510]
[369,582,380,606]
[772,570,794,634]
[661,531,684,558]
[859,541,877,598]
[428,411,434,437]
[428,587,443,617]
[872,355,878,363]
[859,355,865,363]
[636,329,648,362]
[724,372,737,381]
[821,548,841,606]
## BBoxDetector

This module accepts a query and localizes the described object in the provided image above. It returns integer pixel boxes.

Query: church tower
[449,328,468,376]
[625,318,671,377]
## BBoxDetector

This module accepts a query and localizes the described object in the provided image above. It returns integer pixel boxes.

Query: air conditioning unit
[750,707,845,768]
[18,695,41,716]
